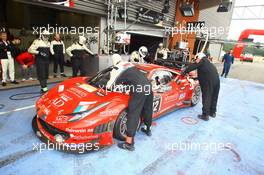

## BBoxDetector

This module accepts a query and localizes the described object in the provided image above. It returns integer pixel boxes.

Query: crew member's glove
[181,68,187,76]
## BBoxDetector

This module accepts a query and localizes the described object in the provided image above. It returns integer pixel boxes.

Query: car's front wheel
[191,85,201,106]
[113,110,141,141]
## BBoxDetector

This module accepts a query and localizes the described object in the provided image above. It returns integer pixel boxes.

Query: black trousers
[71,57,86,77]
[201,80,220,115]
[53,54,64,74]
[36,56,49,88]
[126,92,153,137]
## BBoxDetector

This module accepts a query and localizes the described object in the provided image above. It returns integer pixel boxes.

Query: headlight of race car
[68,102,110,123]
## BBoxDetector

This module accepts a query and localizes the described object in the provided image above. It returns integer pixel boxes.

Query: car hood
[36,77,124,124]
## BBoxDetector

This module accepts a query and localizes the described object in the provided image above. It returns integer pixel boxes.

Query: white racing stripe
[0,105,35,116]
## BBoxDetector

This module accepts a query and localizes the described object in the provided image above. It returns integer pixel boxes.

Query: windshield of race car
[87,66,148,89]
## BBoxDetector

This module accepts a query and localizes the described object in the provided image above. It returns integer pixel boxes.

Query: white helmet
[40,30,50,41]
[79,35,87,45]
[139,46,148,57]
[112,54,123,66]
[195,52,206,60]
[159,43,164,48]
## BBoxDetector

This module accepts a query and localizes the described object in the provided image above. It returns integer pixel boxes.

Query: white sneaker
[28,77,34,81]
[22,78,26,81]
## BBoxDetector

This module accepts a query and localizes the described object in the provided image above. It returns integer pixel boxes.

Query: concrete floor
[216,61,264,84]
[0,77,264,175]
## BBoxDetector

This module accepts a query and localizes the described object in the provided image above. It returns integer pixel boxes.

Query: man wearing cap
[107,54,153,151]
[182,53,220,121]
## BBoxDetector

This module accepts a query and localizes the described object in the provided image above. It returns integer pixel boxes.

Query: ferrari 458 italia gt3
[32,63,201,153]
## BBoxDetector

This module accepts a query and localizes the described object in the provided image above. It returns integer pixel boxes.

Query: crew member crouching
[107,54,153,151]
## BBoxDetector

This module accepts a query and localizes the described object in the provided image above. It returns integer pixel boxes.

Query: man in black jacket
[182,53,220,121]
[106,54,153,151]
[0,31,19,86]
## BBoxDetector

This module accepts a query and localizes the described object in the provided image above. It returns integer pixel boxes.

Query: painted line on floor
[0,105,35,116]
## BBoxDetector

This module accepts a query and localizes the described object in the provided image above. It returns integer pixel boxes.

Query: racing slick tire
[113,110,140,141]
[191,85,201,106]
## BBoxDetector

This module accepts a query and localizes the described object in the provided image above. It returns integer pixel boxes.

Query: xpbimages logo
[98,83,152,95]
[32,140,100,153]
[32,24,99,35]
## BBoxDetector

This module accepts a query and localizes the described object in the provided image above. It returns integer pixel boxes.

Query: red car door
[150,70,182,118]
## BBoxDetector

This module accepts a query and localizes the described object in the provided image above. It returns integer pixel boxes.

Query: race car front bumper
[32,115,107,154]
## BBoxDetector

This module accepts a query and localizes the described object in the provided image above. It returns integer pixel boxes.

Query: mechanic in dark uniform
[50,33,66,78]
[66,36,94,77]
[28,30,51,93]
[106,54,153,151]
[182,53,220,121]
[221,49,234,78]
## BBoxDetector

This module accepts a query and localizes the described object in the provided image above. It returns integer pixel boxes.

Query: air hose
[9,92,42,101]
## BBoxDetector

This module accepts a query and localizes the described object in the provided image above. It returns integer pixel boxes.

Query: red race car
[32,63,201,153]
[240,53,254,62]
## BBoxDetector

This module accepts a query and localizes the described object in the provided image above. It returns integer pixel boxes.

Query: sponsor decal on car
[96,91,105,97]
[165,94,179,103]
[66,128,94,133]
[78,84,97,93]
[99,109,120,117]
[52,98,65,108]
[179,92,186,100]
[58,85,64,92]
[53,115,70,124]
[73,101,97,113]
[70,135,99,140]
[67,87,87,98]
[153,95,162,113]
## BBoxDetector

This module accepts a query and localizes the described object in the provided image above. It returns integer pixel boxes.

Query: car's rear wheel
[191,85,201,106]
[113,110,140,141]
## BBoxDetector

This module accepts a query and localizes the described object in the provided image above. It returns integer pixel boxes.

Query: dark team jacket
[184,58,220,86]
[0,40,17,59]
[115,66,152,94]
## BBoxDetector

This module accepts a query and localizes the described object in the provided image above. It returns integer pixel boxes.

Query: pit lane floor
[0,78,264,175]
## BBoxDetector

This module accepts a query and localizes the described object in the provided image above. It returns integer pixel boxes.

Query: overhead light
[217,1,232,12]
[180,2,194,17]
[118,8,128,19]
